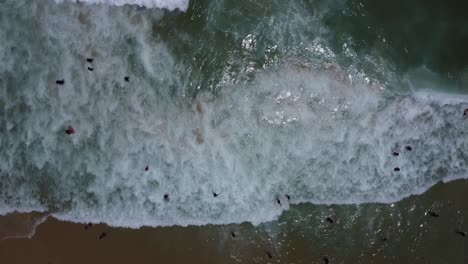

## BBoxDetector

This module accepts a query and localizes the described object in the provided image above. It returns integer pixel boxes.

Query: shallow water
[0,0,468,228]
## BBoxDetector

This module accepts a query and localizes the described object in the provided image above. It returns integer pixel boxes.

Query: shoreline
[1,179,467,263]
[2,176,465,231]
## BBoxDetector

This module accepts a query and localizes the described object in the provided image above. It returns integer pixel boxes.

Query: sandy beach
[1,179,467,264]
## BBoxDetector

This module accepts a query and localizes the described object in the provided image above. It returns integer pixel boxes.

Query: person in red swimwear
[65,126,75,135]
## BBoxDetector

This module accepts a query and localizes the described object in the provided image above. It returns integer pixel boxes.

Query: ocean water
[0,0,467,228]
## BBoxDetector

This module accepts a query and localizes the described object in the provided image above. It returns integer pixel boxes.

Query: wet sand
[1,179,467,264]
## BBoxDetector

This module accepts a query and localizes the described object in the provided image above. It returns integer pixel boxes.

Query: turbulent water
[55,0,189,10]
[1,0,468,227]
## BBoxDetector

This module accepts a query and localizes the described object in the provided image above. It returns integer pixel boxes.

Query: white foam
[3,64,468,227]
[54,0,189,11]
[22,67,468,228]
[2,0,468,228]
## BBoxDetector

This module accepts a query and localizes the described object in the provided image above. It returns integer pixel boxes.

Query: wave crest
[54,0,189,11]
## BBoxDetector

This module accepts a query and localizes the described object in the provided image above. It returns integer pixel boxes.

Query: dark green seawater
[158,0,468,94]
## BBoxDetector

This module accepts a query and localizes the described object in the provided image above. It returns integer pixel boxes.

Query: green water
[156,0,468,95]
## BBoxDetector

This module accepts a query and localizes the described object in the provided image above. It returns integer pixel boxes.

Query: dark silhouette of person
[426,211,439,217]
[99,232,107,239]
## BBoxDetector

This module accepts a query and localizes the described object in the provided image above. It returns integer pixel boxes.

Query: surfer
[464,109,468,116]
[164,193,169,201]
[145,166,149,171]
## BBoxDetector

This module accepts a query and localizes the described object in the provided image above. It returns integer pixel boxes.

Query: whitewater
[1,0,467,228]
[54,0,189,10]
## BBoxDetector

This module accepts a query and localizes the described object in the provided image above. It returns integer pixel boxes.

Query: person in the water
[65,126,74,135]
[464,108,468,116]
[276,198,281,205]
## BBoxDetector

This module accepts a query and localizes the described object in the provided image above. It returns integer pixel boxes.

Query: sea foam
[54,0,189,11]
[3,64,468,228]
[1,0,468,228]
